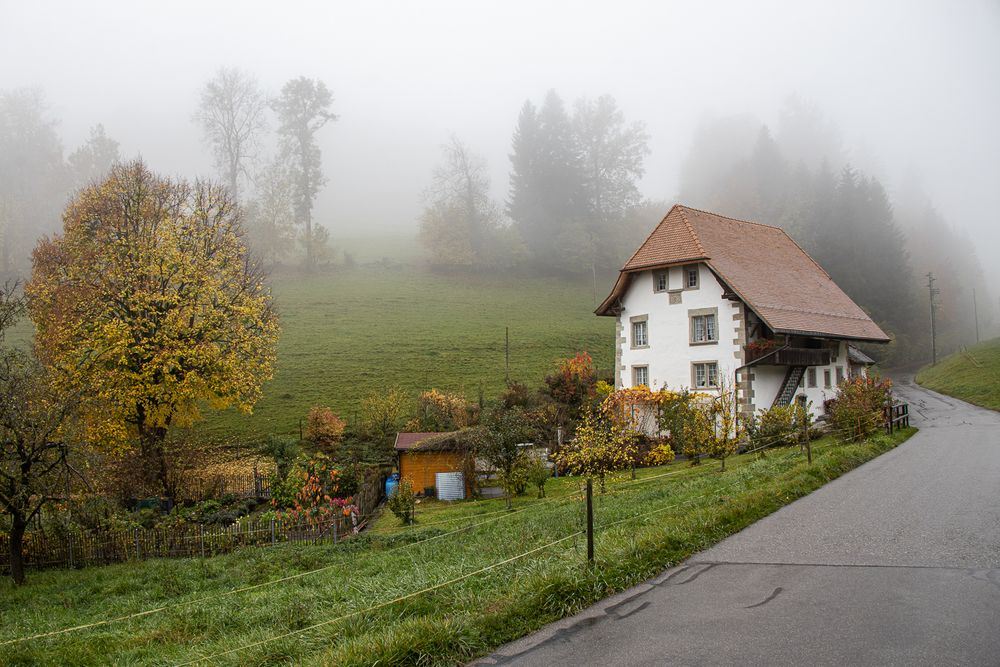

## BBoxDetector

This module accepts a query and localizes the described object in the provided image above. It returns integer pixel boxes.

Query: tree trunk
[304,210,313,274]
[229,161,239,202]
[8,512,27,585]
[138,422,171,499]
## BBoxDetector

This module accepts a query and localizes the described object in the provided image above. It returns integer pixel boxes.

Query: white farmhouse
[596,204,889,419]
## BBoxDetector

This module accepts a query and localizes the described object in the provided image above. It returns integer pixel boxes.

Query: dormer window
[684,265,699,289]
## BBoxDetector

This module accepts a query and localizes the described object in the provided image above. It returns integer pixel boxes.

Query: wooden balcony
[745,346,831,367]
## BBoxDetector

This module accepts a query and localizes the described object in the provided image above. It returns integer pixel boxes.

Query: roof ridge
[776,228,832,280]
[620,203,708,270]
[677,204,831,280]
[676,203,781,230]
[676,205,708,256]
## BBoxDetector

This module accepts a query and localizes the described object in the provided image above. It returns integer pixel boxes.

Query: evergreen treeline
[419,90,656,280]
[678,99,989,364]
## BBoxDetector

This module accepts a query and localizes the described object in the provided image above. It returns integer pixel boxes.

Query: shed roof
[598,204,890,343]
[394,432,450,451]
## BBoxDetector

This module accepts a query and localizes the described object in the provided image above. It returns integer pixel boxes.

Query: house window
[836,366,845,385]
[692,362,719,389]
[823,369,832,389]
[807,368,817,388]
[689,308,718,344]
[631,318,648,348]
[654,272,668,293]
[633,365,649,388]
[684,265,699,289]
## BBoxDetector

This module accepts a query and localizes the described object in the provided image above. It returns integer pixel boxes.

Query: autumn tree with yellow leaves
[27,161,279,497]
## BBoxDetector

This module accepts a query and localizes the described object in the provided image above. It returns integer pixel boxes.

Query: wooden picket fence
[0,515,353,572]
[0,468,389,574]
[176,470,272,502]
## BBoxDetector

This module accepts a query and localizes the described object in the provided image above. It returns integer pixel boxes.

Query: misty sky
[2,0,998,279]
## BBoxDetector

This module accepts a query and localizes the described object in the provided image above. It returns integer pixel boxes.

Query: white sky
[2,0,998,280]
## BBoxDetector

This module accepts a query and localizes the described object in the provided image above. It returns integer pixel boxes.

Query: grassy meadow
[7,234,616,443]
[916,337,1000,411]
[0,428,914,666]
[194,262,614,441]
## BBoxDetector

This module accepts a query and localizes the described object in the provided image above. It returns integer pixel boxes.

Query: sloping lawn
[0,428,914,666]
[3,236,616,445]
[191,263,613,443]
[916,337,1000,411]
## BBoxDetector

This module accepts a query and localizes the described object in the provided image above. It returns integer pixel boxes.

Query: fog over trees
[1,0,997,362]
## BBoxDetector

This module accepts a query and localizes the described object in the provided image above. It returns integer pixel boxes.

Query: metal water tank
[435,472,465,501]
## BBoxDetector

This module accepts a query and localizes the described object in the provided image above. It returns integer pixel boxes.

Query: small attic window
[684,265,699,289]
[654,271,668,293]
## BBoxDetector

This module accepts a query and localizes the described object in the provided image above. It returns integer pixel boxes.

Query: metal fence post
[586,478,594,563]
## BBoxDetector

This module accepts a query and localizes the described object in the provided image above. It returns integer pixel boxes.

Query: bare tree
[244,158,297,264]
[419,137,503,269]
[272,77,336,273]
[194,68,268,200]
[0,284,80,584]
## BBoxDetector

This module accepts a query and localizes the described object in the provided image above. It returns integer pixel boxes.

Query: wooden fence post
[134,528,140,560]
[200,524,205,558]
[586,478,594,563]
[270,517,276,545]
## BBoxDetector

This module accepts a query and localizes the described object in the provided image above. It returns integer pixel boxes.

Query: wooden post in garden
[270,517,276,545]
[586,478,594,563]
[802,416,811,464]
[555,426,563,478]
[505,326,510,383]
[200,524,205,558]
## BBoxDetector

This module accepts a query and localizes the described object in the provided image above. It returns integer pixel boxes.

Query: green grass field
[191,263,613,442]
[0,428,914,666]
[8,235,615,444]
[916,337,1000,411]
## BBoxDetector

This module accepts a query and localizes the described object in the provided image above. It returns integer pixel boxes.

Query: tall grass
[916,337,1000,411]
[0,428,914,666]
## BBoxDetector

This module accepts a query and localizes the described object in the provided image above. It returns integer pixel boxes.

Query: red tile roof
[394,432,449,450]
[598,204,891,343]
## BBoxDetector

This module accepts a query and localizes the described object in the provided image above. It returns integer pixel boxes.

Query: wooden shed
[394,432,466,496]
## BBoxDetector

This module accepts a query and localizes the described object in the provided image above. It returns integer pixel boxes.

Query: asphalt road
[474,378,1000,666]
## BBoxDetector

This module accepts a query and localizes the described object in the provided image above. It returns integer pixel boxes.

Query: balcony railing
[745,346,831,366]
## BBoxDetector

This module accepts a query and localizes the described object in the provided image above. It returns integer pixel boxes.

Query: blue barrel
[385,473,400,497]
